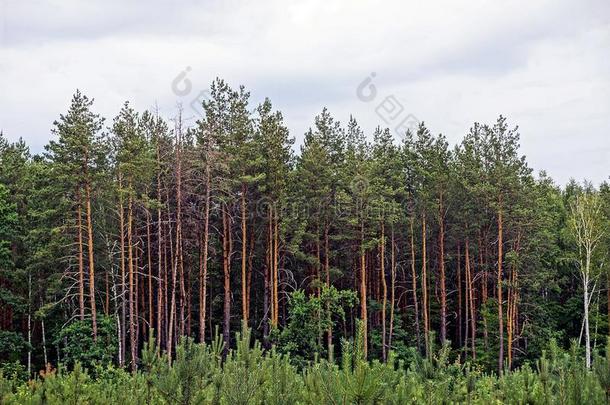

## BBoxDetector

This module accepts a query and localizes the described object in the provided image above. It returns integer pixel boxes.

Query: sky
[0,0,609,185]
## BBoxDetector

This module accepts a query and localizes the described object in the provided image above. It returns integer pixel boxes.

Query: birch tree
[569,190,606,369]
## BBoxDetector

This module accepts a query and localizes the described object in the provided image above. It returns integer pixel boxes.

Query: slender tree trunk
[222,208,232,356]
[118,176,126,366]
[422,212,429,356]
[273,213,279,325]
[479,232,488,349]
[497,203,504,374]
[105,270,110,316]
[410,217,421,351]
[127,192,136,372]
[85,179,98,340]
[167,124,183,362]
[135,237,141,357]
[270,207,277,326]
[147,210,153,337]
[439,193,446,344]
[241,184,248,325]
[167,223,177,360]
[247,230,254,318]
[77,192,85,321]
[584,273,591,368]
[41,317,48,366]
[199,162,210,342]
[389,225,396,354]
[607,270,610,339]
[466,238,476,359]
[263,215,270,345]
[360,220,367,359]
[156,139,164,348]
[325,222,332,351]
[178,207,186,339]
[27,272,31,376]
[507,262,517,370]
[107,236,123,366]
[380,221,387,361]
[457,243,463,349]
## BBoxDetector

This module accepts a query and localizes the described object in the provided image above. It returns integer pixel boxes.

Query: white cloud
[0,0,608,184]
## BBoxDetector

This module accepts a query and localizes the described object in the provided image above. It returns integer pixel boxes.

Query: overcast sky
[1,0,609,185]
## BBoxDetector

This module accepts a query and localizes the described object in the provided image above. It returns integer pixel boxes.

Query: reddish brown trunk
[127,193,136,371]
[147,210,153,335]
[156,146,164,348]
[167,122,183,362]
[380,221,387,361]
[439,193,446,344]
[199,160,210,342]
[246,229,254,317]
[389,226,396,354]
[241,184,248,325]
[457,243,463,349]
[421,212,429,356]
[497,202,504,374]
[325,222,332,351]
[465,238,476,359]
[77,193,85,321]
[410,217,421,351]
[222,208,232,355]
[118,175,127,366]
[273,213,279,326]
[360,220,367,359]
[85,180,97,340]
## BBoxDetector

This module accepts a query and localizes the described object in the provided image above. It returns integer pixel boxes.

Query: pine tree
[46,90,106,340]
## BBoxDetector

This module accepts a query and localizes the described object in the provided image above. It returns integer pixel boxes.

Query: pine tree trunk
[497,203,504,374]
[147,210,153,337]
[118,175,127,366]
[108,236,123,366]
[410,217,421,351]
[263,208,271,346]
[360,220,367,359]
[325,223,332,351]
[241,184,248,325]
[479,233,488,350]
[85,179,97,340]
[127,192,136,372]
[422,212,429,356]
[156,159,164,348]
[167,127,183,361]
[247,230,254,318]
[273,213,279,325]
[457,243,463,349]
[389,226,396,354]
[127,192,137,372]
[380,221,387,361]
[77,192,85,321]
[607,271,610,339]
[222,208,232,356]
[465,238,476,359]
[263,259,269,344]
[439,193,446,344]
[199,162,210,342]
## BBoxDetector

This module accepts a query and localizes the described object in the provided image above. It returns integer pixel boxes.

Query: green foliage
[2,331,610,404]
[275,286,357,365]
[55,317,117,370]
[0,330,28,364]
